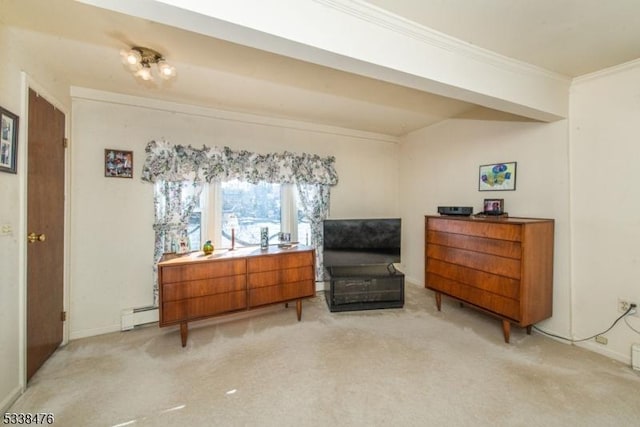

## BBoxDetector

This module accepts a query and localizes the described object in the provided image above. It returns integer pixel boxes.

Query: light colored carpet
[10,283,640,426]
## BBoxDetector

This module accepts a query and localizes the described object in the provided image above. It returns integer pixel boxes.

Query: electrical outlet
[0,224,12,236]
[618,299,638,317]
[595,335,608,345]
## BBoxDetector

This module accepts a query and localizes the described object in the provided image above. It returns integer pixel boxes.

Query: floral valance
[141,140,338,185]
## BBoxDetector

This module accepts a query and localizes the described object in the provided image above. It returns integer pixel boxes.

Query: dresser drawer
[249,280,315,307]
[426,259,520,299]
[427,244,521,280]
[161,300,188,324]
[426,274,520,320]
[247,251,314,273]
[427,230,521,259]
[247,265,314,289]
[187,291,247,320]
[427,218,522,242]
[162,275,246,302]
[161,258,246,283]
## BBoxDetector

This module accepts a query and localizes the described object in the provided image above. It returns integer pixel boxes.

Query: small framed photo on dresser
[483,198,504,215]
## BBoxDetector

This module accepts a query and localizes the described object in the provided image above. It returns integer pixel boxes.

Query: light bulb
[135,67,153,81]
[120,49,141,66]
[157,61,176,79]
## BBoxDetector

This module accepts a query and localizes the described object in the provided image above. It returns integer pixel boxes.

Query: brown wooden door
[27,88,65,381]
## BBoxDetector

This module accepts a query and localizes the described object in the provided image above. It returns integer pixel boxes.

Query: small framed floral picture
[479,162,516,191]
[105,149,133,178]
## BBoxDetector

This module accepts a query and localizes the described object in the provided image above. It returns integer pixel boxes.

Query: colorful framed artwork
[479,162,516,191]
[105,149,133,178]
[0,106,19,174]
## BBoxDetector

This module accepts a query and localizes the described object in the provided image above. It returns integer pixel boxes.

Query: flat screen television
[323,218,401,267]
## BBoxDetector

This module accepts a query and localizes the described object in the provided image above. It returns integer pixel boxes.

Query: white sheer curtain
[281,183,298,243]
[201,182,223,249]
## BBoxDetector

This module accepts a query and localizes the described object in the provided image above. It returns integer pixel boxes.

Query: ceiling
[3,0,640,137]
[367,0,640,77]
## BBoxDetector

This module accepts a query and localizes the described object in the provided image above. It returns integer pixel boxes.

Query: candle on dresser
[231,228,235,250]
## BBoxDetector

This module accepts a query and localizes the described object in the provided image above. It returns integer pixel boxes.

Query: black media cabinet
[324,264,404,312]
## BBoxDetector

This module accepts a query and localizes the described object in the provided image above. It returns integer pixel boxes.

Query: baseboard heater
[121,306,159,331]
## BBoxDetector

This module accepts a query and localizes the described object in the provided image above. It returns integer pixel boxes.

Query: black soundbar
[437,206,473,216]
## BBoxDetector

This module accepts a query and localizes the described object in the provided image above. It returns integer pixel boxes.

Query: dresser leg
[296,299,302,321]
[526,325,532,335]
[502,320,511,343]
[180,322,188,347]
[435,293,442,311]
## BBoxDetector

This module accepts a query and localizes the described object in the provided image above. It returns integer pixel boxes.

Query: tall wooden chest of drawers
[424,215,554,342]
[158,246,315,346]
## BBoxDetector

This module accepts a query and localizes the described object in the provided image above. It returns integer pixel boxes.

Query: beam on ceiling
[77,0,570,121]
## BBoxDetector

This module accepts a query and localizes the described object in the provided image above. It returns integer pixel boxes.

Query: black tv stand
[324,264,405,312]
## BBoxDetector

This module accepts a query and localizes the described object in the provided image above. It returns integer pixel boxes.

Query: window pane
[221,180,281,247]
[186,210,201,250]
[184,185,202,251]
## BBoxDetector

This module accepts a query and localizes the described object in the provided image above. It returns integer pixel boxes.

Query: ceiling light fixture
[120,46,176,81]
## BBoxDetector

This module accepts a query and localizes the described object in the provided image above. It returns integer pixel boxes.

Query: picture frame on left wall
[105,149,133,178]
[0,106,19,174]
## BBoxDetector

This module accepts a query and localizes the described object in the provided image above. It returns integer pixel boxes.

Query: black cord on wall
[533,304,637,343]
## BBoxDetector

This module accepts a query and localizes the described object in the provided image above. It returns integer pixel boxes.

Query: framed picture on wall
[104,149,133,178]
[479,161,516,191]
[0,105,19,174]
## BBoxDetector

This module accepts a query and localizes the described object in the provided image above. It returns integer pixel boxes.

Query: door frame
[17,72,71,387]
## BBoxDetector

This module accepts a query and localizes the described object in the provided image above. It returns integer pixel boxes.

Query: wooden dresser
[158,245,315,346]
[424,215,554,343]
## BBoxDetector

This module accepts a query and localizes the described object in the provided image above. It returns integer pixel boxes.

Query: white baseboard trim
[69,324,121,340]
[1,385,23,414]
[575,341,631,366]
[121,306,159,331]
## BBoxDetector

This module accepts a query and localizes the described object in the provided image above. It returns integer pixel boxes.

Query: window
[189,180,307,250]
[186,209,202,250]
[221,180,281,248]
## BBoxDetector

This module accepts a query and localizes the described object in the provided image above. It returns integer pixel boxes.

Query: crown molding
[572,57,640,85]
[314,0,570,84]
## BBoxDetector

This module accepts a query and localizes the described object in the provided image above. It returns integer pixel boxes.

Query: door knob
[27,232,46,243]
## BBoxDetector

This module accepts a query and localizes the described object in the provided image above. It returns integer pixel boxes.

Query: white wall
[398,117,572,338]
[0,24,23,412]
[570,61,640,361]
[0,24,72,412]
[69,88,400,339]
